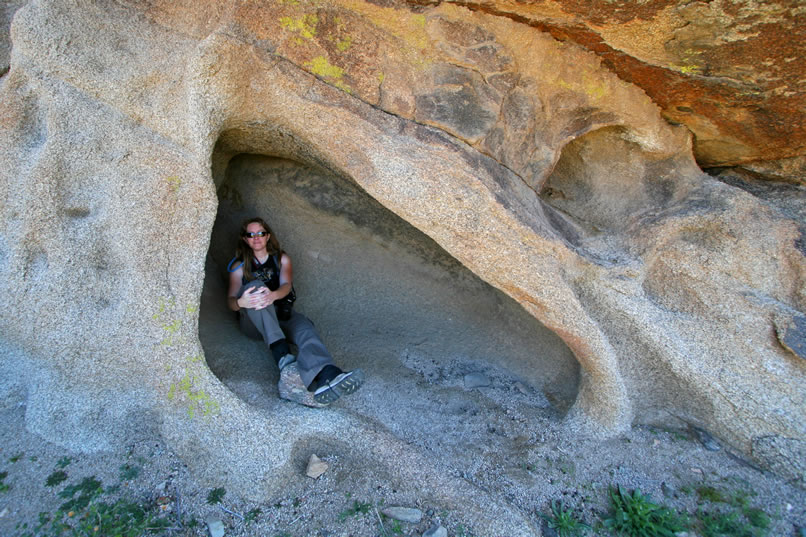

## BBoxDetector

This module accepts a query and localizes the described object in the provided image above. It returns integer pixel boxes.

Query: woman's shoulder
[227,257,244,273]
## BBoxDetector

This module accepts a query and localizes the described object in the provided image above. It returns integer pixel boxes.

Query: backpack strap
[227,257,244,272]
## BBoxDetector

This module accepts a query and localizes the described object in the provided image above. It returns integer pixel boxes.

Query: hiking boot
[313,369,365,404]
[278,353,296,371]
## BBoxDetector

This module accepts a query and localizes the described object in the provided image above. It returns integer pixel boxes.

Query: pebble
[156,496,173,512]
[464,373,491,389]
[205,516,225,537]
[0,507,8,518]
[423,524,447,537]
[690,467,703,475]
[278,364,328,408]
[306,454,329,479]
[514,381,529,395]
[693,427,721,451]
[381,506,422,523]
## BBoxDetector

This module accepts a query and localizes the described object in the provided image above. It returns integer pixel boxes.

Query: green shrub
[540,500,590,536]
[602,485,687,537]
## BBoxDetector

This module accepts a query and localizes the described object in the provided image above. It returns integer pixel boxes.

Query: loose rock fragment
[775,313,806,360]
[692,427,721,451]
[278,364,328,408]
[156,495,173,512]
[464,372,491,389]
[306,454,329,479]
[423,524,448,537]
[381,506,423,523]
[205,516,225,537]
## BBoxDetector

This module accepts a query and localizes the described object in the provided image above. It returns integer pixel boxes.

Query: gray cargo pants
[238,280,335,388]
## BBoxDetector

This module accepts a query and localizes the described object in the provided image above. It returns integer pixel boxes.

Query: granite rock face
[0,0,803,517]
[433,0,806,176]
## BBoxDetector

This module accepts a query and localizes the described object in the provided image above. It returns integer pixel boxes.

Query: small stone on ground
[278,363,328,408]
[381,506,423,523]
[306,454,329,478]
[692,427,721,451]
[423,524,447,537]
[464,372,491,389]
[205,516,225,537]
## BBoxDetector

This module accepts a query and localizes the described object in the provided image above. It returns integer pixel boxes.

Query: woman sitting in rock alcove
[227,217,364,404]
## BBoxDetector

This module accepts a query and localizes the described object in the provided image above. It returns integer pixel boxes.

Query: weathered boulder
[430,0,806,176]
[0,2,803,524]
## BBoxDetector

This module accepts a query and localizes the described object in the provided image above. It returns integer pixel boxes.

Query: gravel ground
[1,347,805,537]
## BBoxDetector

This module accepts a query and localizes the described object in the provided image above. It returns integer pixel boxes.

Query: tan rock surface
[432,0,806,173]
[0,3,803,530]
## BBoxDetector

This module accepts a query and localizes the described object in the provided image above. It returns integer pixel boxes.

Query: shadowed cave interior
[200,152,582,456]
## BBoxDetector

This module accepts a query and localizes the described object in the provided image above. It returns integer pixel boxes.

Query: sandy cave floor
[1,295,805,536]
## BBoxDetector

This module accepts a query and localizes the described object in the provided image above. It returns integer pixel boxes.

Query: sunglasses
[244,231,268,238]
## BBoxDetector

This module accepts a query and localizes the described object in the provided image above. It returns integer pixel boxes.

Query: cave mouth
[199,149,580,428]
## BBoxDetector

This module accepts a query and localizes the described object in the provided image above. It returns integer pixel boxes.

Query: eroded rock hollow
[0,0,804,531]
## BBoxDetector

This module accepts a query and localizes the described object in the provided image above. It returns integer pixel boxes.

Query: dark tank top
[244,255,281,291]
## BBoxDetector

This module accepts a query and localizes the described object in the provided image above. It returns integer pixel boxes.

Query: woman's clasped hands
[238,286,273,310]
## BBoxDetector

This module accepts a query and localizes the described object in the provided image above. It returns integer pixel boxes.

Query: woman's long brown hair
[234,217,282,282]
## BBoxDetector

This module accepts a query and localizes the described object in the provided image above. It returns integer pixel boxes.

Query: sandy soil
[1,337,805,537]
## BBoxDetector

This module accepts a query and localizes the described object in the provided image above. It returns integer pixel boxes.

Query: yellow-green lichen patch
[336,35,352,52]
[280,14,319,40]
[583,74,608,101]
[554,74,609,102]
[339,0,431,54]
[673,48,704,75]
[155,296,220,420]
[305,55,352,93]
[675,64,702,75]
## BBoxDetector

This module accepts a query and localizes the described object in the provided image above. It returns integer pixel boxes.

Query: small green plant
[245,507,262,523]
[207,486,226,505]
[540,500,590,536]
[9,452,24,463]
[56,456,72,468]
[45,470,69,487]
[388,519,404,535]
[19,473,171,537]
[118,463,140,481]
[743,507,770,530]
[699,510,749,537]
[338,500,372,521]
[697,485,727,503]
[603,485,687,537]
[59,476,104,512]
[0,470,9,492]
[697,507,770,537]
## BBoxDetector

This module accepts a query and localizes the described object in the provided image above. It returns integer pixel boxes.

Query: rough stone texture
[381,506,423,523]
[423,525,448,537]
[0,1,803,529]
[305,454,329,479]
[775,313,806,361]
[432,0,806,175]
[278,363,329,408]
